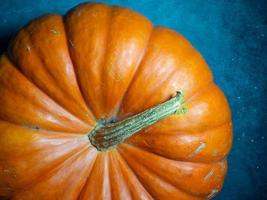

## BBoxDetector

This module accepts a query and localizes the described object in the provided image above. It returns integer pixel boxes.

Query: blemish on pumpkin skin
[188,142,206,158]
[218,161,225,171]
[91,12,97,17]
[109,69,123,82]
[207,189,219,199]
[23,124,40,130]
[50,29,59,35]
[25,45,31,52]
[1,169,17,178]
[215,174,222,182]
[143,126,153,133]
[28,30,33,35]
[212,149,218,157]
[204,168,215,181]
[142,138,152,147]
[69,39,75,48]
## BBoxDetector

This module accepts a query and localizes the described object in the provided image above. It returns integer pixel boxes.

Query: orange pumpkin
[0,2,232,200]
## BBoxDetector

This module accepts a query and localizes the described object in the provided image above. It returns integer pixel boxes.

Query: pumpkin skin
[0,2,232,200]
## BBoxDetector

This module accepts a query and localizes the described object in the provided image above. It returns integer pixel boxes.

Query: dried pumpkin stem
[88,91,185,151]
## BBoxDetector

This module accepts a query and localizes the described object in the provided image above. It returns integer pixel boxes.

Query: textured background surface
[0,0,266,199]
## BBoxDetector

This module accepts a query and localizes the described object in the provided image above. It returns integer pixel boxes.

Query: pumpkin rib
[119,143,225,199]
[141,62,211,118]
[118,145,204,200]
[64,3,154,119]
[178,82,232,132]
[122,140,228,165]
[134,29,210,110]
[117,27,213,120]
[77,152,98,200]
[140,67,183,110]
[141,115,231,136]
[137,82,231,135]
[63,4,113,119]
[110,150,154,200]
[125,121,232,163]
[99,6,154,119]
[114,27,154,119]
[64,5,102,118]
[12,145,97,199]
[101,6,117,118]
[7,16,95,126]
[0,121,92,193]
[0,55,91,132]
[130,61,178,115]
[118,148,166,200]
[115,152,154,200]
[28,16,95,123]
[124,140,227,167]
[184,80,214,104]
[101,6,154,119]
[108,151,132,200]
[60,15,98,123]
[78,152,112,200]
[16,145,90,192]
[116,149,157,200]
[2,127,87,161]
[24,29,91,123]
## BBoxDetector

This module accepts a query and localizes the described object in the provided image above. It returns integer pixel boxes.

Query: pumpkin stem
[88,91,186,151]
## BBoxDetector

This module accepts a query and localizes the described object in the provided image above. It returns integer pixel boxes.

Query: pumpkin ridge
[78,152,112,199]
[0,55,90,132]
[132,82,231,139]
[141,67,180,110]
[122,140,227,166]
[125,121,232,163]
[101,6,118,119]
[63,3,113,119]
[116,149,154,200]
[108,151,134,199]
[97,5,153,119]
[61,14,98,123]
[9,142,90,197]
[8,17,94,125]
[77,152,94,200]
[116,151,154,199]
[182,83,232,131]
[19,17,93,125]
[26,27,89,123]
[6,130,88,161]
[139,59,212,114]
[13,145,96,199]
[118,144,203,200]
[119,143,226,199]
[183,81,213,104]
[132,115,230,136]
[131,60,210,115]
[72,147,98,200]
[113,27,154,120]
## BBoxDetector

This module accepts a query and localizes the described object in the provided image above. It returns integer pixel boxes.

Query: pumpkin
[0,2,232,200]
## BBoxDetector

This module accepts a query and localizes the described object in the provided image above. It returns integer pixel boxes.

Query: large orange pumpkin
[0,2,232,200]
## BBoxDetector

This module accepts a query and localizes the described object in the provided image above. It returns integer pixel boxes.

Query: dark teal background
[0,0,266,199]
